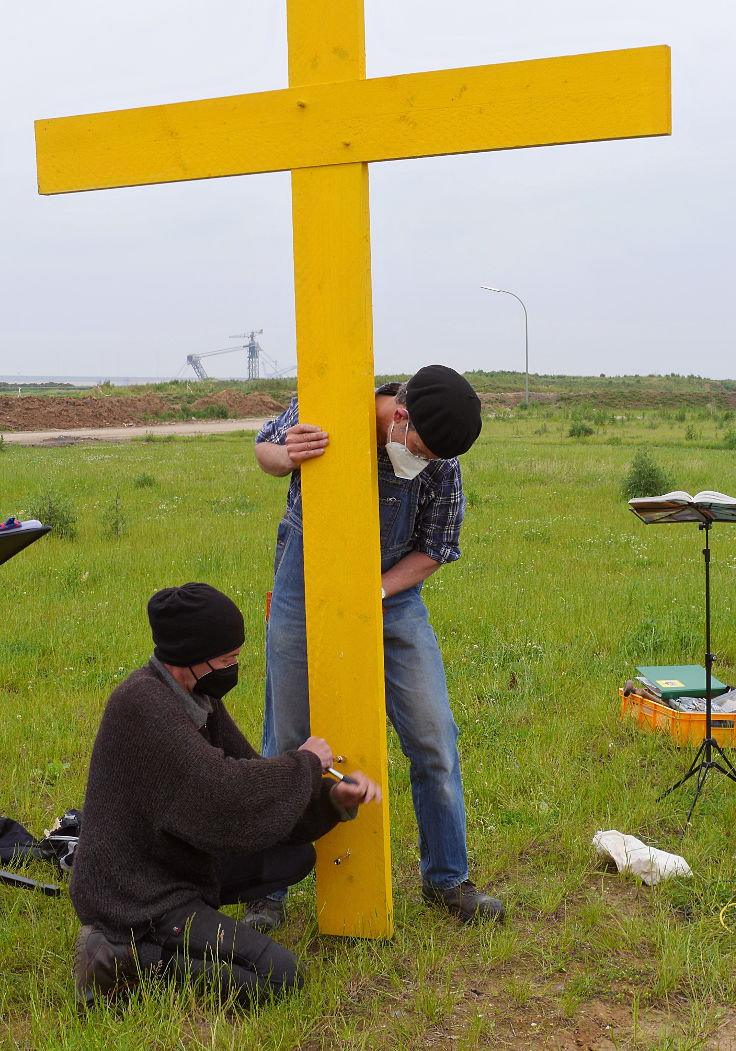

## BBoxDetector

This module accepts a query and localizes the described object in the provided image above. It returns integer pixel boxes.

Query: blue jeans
[263,517,468,889]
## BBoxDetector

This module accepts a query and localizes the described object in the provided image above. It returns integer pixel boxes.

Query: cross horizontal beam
[36,45,670,195]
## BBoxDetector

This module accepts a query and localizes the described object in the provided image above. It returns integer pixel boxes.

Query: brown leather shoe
[73,925,139,1006]
[422,880,505,924]
[243,896,285,933]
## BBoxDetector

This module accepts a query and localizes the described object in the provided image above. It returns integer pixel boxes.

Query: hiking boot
[73,925,139,1007]
[422,880,505,924]
[243,896,285,933]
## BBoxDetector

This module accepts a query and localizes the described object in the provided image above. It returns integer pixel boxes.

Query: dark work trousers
[143,842,316,1007]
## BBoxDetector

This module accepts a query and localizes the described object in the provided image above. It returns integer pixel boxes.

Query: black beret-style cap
[147,582,245,667]
[406,364,482,458]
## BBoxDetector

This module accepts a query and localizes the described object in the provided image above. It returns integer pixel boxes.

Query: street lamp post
[480,286,529,405]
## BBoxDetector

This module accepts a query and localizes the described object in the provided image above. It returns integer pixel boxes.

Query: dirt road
[1,418,268,447]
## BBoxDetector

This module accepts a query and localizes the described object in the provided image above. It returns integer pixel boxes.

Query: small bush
[567,422,594,438]
[464,486,482,509]
[621,448,674,500]
[30,759,70,787]
[133,472,155,488]
[0,434,5,453]
[723,430,736,450]
[29,491,78,540]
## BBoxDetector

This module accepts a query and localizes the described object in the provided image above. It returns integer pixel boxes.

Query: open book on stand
[0,518,51,566]
[628,491,736,524]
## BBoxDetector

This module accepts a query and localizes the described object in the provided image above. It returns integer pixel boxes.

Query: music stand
[0,519,51,566]
[628,490,736,823]
[0,517,59,894]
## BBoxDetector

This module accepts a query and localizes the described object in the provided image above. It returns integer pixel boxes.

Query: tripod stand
[659,522,736,822]
[1,517,58,893]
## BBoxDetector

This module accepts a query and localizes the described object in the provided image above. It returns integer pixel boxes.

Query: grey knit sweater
[70,659,340,939]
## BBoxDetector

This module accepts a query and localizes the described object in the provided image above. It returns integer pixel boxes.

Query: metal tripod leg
[0,869,61,895]
[685,762,710,825]
[659,739,707,801]
[660,737,736,820]
[709,737,736,779]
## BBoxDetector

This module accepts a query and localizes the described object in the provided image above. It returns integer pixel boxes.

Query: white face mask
[385,421,430,480]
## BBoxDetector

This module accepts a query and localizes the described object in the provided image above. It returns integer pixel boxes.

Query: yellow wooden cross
[35,2,670,938]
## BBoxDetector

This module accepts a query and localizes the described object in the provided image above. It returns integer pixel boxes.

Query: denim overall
[263,451,468,889]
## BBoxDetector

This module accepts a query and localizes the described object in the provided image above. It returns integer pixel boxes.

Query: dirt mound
[0,389,289,432]
[190,389,287,415]
[0,393,173,432]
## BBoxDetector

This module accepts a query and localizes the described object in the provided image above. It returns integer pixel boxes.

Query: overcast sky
[3,2,734,381]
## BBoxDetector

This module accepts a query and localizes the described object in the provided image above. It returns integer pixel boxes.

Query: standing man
[253,365,504,931]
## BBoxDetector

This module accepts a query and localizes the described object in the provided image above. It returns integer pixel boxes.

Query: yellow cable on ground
[719,902,736,932]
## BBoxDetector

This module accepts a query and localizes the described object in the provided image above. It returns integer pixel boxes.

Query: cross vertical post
[287,0,392,937]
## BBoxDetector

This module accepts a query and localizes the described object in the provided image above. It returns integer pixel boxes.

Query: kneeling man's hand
[331,771,382,808]
[298,736,334,771]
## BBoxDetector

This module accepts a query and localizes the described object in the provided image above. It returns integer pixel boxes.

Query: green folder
[636,664,729,700]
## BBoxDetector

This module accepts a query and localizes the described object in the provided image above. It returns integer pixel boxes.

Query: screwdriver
[327,767,356,785]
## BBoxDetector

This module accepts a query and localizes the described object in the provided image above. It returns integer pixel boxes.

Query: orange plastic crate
[620,688,736,748]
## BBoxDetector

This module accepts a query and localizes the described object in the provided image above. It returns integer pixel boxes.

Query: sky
[3,2,734,381]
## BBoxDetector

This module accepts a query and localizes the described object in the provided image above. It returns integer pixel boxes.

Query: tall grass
[1,422,736,1048]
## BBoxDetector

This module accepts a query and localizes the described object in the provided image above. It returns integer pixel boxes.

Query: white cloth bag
[592,829,692,886]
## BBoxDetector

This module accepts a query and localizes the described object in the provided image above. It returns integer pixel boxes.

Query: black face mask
[191,661,239,699]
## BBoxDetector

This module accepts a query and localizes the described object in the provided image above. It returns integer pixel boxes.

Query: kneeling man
[70,582,380,1008]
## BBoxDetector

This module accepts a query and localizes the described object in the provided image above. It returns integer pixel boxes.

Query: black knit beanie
[147,582,245,666]
[406,365,482,458]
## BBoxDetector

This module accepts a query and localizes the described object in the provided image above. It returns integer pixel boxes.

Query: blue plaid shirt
[256,385,465,564]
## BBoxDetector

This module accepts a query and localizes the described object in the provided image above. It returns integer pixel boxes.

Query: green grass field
[2,415,736,1049]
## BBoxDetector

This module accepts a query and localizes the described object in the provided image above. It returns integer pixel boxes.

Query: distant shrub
[133,472,155,488]
[138,432,175,444]
[0,435,5,453]
[567,422,594,438]
[723,429,736,450]
[201,404,229,420]
[179,404,230,421]
[29,491,78,540]
[621,448,674,500]
[102,492,127,539]
[685,425,696,441]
